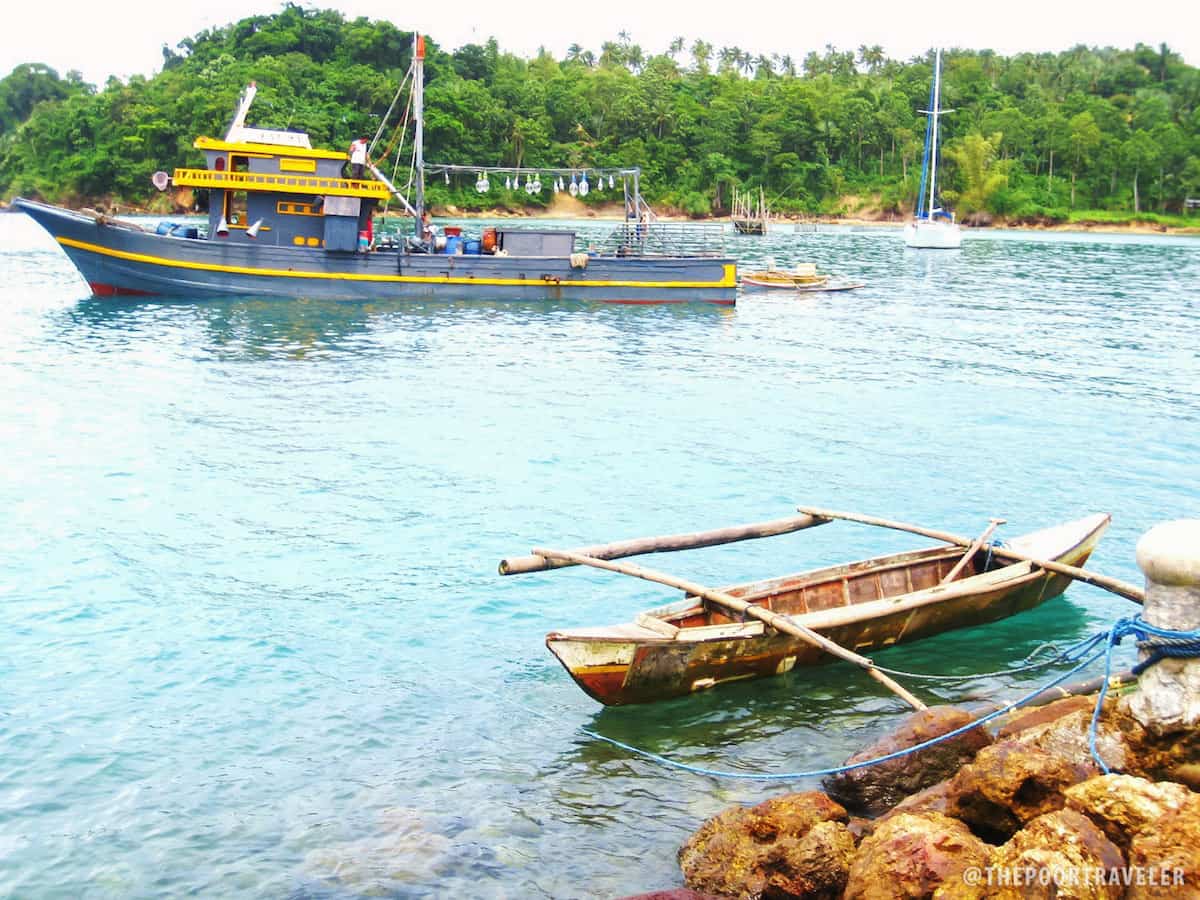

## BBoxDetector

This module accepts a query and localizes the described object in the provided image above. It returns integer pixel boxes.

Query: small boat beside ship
[501,509,1117,706]
[740,264,864,293]
[16,36,735,305]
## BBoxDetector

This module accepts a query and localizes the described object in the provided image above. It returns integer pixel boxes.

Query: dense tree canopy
[2,5,1198,223]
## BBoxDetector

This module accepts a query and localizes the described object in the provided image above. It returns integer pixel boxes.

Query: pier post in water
[1128,519,1200,734]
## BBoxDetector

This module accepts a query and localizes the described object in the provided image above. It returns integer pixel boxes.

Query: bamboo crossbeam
[499,513,830,576]
[795,506,1144,604]
[940,518,1005,585]
[532,546,927,711]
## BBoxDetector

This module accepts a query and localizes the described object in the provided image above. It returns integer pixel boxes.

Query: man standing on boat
[348,137,368,179]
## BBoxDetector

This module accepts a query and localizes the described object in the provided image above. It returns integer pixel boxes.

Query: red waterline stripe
[604,298,735,305]
[89,282,157,297]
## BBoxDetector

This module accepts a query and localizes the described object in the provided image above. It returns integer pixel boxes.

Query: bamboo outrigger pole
[499,513,830,575]
[795,505,1144,604]
[531,546,928,711]
[940,518,1005,585]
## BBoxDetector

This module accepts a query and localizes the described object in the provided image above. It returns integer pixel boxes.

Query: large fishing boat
[16,36,735,305]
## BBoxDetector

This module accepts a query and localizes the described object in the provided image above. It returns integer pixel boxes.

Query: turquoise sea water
[1,212,1198,898]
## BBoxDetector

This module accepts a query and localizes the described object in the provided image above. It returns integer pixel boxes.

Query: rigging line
[369,60,414,155]
[377,74,414,170]
[386,111,411,205]
[381,88,415,216]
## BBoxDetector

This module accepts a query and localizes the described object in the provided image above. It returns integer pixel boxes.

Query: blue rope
[577,615,1200,782]
[875,629,1106,681]
[983,537,1008,572]
[578,644,1107,781]
[1089,614,1200,774]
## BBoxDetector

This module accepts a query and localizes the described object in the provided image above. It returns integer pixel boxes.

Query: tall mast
[414,33,426,238]
[927,48,942,217]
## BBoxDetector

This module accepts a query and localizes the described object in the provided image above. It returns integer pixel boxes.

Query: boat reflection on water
[59,293,736,362]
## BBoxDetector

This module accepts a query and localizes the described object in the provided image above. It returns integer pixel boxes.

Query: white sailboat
[904,48,963,249]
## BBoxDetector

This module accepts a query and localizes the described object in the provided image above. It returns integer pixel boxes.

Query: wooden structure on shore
[500,507,1143,707]
[731,186,769,235]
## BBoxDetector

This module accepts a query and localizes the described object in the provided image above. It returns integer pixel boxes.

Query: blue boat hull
[16,199,736,305]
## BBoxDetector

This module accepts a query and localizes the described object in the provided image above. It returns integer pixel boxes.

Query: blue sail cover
[914,56,937,222]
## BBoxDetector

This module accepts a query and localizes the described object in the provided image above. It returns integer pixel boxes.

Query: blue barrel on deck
[443,234,462,254]
[463,239,481,255]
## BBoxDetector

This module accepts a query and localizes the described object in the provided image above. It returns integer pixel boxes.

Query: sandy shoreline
[429,199,1200,236]
[5,197,1197,237]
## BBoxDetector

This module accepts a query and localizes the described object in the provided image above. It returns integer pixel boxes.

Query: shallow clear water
[1,212,1198,898]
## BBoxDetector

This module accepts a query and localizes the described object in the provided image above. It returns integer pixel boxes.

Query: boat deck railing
[172,168,391,200]
[592,222,728,257]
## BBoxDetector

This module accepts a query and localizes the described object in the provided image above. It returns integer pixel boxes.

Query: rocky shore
[628,521,1200,900]
[665,696,1200,899]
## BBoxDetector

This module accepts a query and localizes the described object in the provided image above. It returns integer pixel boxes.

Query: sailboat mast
[927,48,942,217]
[414,33,426,238]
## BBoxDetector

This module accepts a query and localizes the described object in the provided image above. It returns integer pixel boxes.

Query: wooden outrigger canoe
[501,511,1123,706]
[741,265,830,290]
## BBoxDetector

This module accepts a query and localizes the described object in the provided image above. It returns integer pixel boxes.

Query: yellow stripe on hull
[58,237,736,290]
[570,664,631,676]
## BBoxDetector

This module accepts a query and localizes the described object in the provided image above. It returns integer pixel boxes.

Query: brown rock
[761,820,859,899]
[1111,698,1200,783]
[824,706,992,816]
[1169,763,1200,791]
[1064,774,1197,850]
[985,808,1125,899]
[616,892,723,900]
[946,740,1089,842]
[883,778,954,821]
[1126,800,1200,898]
[678,791,853,899]
[1012,708,1123,777]
[843,812,990,900]
[997,696,1096,739]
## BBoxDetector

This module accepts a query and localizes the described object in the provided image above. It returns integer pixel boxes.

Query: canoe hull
[547,515,1108,706]
[16,199,736,305]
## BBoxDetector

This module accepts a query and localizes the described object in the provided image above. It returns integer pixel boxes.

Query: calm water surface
[1,213,1198,898]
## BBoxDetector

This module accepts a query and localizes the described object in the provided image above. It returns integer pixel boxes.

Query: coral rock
[1064,774,1197,850]
[678,791,854,899]
[843,812,990,900]
[946,740,1089,842]
[1126,799,1200,898]
[997,696,1096,740]
[984,808,1125,899]
[823,705,992,816]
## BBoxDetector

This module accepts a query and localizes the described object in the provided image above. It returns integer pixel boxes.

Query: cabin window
[280,158,317,174]
[277,196,321,216]
[225,190,248,226]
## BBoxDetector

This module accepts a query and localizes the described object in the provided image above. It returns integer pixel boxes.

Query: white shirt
[350,140,368,165]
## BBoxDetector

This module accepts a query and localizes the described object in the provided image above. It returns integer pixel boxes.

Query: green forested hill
[2,4,1198,223]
